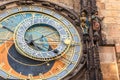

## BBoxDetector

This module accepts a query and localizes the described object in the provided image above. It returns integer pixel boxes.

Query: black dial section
[8,45,55,76]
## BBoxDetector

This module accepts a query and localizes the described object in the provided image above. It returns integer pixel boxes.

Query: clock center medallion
[14,14,70,61]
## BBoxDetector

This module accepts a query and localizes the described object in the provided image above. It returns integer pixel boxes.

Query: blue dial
[14,12,70,61]
[0,6,82,80]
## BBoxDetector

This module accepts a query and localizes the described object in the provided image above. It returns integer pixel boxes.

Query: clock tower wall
[96,0,120,80]
[0,0,120,80]
[46,0,80,13]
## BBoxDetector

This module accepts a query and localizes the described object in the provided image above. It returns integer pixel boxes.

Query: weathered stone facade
[48,0,120,79]
[96,0,120,80]
[47,0,80,13]
[0,0,120,80]
[96,0,120,44]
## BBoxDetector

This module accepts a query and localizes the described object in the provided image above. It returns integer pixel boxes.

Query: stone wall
[47,0,80,13]
[0,0,80,13]
[99,46,119,80]
[48,0,120,45]
[96,0,120,80]
[96,0,120,44]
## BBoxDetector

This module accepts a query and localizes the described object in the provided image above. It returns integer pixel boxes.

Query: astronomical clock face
[0,5,82,79]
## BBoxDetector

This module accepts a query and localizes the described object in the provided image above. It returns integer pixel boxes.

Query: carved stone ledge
[0,5,6,10]
[68,13,76,20]
[54,5,64,11]
[41,1,51,7]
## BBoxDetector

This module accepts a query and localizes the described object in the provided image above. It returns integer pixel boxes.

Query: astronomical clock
[0,0,84,79]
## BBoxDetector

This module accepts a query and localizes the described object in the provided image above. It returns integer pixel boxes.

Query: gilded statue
[80,10,90,35]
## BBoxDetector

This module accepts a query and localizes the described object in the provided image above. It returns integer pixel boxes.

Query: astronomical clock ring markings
[14,15,70,61]
[0,5,82,80]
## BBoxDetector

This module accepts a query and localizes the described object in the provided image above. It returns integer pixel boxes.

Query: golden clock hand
[25,34,33,44]
[33,41,51,51]
[8,52,50,66]
[32,35,44,41]
[53,49,72,63]
[34,41,60,45]
[32,41,44,50]
[2,26,14,33]
[32,31,57,41]
[25,35,47,50]
[42,31,58,37]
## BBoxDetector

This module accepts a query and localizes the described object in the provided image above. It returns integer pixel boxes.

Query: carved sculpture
[80,10,90,35]
[80,0,103,80]
[91,10,105,44]
[91,11,104,32]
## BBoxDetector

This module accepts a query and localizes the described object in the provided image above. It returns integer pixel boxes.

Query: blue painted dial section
[0,6,82,80]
